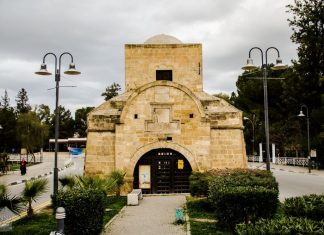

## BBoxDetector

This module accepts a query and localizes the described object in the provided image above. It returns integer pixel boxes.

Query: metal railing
[248,155,309,167]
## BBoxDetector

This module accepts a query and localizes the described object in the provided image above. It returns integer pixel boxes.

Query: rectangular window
[156,70,172,81]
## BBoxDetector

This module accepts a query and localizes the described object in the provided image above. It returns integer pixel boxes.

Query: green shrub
[186,197,214,219]
[236,217,324,235]
[189,172,212,197]
[283,194,324,221]
[208,169,279,230]
[54,187,105,235]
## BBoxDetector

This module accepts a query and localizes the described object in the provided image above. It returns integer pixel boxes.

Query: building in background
[85,34,247,194]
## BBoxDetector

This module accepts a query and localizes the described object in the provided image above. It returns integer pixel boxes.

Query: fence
[248,155,309,167]
[7,152,43,163]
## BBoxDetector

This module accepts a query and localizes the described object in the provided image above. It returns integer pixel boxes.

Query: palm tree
[59,175,77,189]
[59,175,116,195]
[21,178,48,217]
[110,170,126,196]
[0,184,23,214]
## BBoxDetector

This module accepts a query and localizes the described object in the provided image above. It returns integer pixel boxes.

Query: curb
[102,206,126,234]
[6,162,74,186]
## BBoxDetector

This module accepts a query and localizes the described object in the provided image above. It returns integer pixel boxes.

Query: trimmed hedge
[283,194,324,221]
[208,169,279,230]
[54,187,105,235]
[236,217,324,235]
[189,172,212,197]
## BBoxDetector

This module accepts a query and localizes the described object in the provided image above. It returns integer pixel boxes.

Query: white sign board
[139,165,151,189]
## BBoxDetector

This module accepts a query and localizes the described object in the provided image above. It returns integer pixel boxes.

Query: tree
[22,178,48,217]
[101,82,121,101]
[110,170,126,196]
[16,111,49,159]
[15,88,31,114]
[49,106,75,139]
[34,104,51,125]
[74,107,94,137]
[0,184,23,214]
[1,90,11,110]
[0,90,18,153]
[287,0,324,162]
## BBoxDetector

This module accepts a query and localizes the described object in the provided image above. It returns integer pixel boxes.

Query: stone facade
[85,34,247,192]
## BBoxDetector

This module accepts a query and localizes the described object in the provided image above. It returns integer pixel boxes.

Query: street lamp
[35,52,80,195]
[243,116,255,157]
[297,104,311,173]
[242,47,287,171]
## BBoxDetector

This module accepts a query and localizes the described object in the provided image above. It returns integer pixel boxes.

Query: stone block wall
[125,44,203,92]
[85,131,116,176]
[209,129,247,169]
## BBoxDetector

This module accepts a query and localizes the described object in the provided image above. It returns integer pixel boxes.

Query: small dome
[144,34,182,44]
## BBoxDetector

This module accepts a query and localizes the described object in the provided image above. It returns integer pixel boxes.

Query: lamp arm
[265,47,280,66]
[249,47,264,66]
[43,53,58,75]
[58,52,74,72]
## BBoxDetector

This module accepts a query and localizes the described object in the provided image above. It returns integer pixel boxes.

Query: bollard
[56,207,65,234]
[175,208,184,223]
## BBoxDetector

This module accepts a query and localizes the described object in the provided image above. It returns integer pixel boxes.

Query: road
[0,156,84,222]
[273,169,324,201]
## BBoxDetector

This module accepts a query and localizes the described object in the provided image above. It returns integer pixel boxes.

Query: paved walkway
[103,195,187,235]
[249,162,324,176]
[0,152,71,185]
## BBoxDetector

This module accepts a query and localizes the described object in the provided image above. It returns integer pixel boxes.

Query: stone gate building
[85,34,247,194]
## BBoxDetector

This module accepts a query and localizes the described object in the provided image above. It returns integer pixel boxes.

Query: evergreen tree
[1,90,11,110]
[0,90,18,152]
[50,106,75,139]
[15,88,31,114]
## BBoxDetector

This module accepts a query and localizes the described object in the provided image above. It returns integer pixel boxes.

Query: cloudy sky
[0,0,297,116]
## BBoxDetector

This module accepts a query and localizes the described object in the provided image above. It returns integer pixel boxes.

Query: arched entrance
[133,148,192,194]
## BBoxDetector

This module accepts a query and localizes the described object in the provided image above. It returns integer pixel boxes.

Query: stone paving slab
[103,195,187,235]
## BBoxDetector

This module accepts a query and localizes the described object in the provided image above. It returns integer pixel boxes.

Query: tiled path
[103,195,187,235]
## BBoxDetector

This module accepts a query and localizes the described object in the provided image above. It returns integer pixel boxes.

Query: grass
[186,196,231,235]
[186,196,215,220]
[190,220,230,235]
[103,196,127,225]
[1,196,126,234]
[2,212,56,235]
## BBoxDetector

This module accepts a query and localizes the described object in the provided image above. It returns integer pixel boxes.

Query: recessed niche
[134,114,138,119]
[189,113,194,118]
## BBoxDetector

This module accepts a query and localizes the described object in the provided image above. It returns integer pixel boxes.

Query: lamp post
[35,52,80,195]
[297,104,311,173]
[242,47,287,171]
[243,116,255,157]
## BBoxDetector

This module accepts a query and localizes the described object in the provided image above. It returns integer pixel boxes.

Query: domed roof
[144,34,183,44]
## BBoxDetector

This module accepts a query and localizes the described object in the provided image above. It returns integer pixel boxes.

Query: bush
[189,172,212,197]
[236,217,324,235]
[186,197,214,219]
[208,169,279,230]
[54,187,105,235]
[283,194,324,221]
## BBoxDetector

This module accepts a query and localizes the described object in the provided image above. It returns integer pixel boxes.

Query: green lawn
[2,212,56,235]
[2,196,126,235]
[103,196,127,225]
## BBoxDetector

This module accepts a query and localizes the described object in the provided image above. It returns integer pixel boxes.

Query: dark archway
[133,148,192,194]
